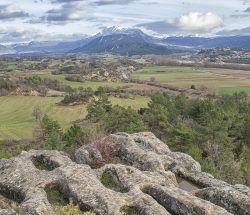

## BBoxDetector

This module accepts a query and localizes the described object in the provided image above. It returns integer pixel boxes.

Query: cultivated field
[0,96,149,141]
[1,63,250,141]
[132,66,250,94]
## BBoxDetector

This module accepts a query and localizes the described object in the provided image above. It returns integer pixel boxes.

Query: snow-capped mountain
[1,26,250,56]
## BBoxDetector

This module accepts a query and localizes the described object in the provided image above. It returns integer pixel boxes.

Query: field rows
[132,66,250,94]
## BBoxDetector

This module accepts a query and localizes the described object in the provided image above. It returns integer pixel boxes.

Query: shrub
[190,84,196,90]
[92,137,117,162]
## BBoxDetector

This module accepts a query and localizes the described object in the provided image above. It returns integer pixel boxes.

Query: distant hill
[0,44,16,55]
[12,38,90,54]
[163,36,250,49]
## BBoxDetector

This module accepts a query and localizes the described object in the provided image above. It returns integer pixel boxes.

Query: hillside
[71,34,178,56]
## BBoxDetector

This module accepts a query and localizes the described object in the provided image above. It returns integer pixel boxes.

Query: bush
[190,84,196,90]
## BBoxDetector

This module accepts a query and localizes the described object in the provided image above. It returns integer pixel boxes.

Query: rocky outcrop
[0,132,249,215]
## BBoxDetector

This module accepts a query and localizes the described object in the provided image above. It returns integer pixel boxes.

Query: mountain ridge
[1,27,250,56]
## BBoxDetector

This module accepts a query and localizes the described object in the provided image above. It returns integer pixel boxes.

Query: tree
[103,106,145,134]
[32,106,44,122]
[241,114,250,147]
[174,94,188,117]
[63,124,85,148]
[143,92,172,140]
[143,104,169,140]
[168,123,194,151]
[241,148,250,185]
[40,115,64,150]
[86,95,112,122]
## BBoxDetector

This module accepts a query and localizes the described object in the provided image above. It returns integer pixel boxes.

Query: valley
[1,57,250,141]
[1,56,250,214]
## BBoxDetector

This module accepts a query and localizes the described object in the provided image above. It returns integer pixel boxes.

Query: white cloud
[0,4,29,20]
[176,12,223,32]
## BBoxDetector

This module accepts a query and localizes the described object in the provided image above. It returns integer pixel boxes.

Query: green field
[132,66,250,95]
[0,96,149,141]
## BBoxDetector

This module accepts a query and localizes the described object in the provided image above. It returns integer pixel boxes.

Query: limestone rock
[76,132,250,215]
[0,209,16,215]
[0,132,249,215]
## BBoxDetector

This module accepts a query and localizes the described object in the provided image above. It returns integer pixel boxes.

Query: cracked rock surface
[0,132,249,215]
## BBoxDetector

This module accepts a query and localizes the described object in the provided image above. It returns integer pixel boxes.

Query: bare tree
[32,106,44,123]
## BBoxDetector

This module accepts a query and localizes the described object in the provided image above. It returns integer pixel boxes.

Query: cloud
[242,0,250,5]
[49,0,83,3]
[176,12,223,32]
[0,4,29,20]
[137,12,223,36]
[94,0,137,6]
[231,14,250,18]
[42,2,87,24]
[0,27,86,44]
[0,28,41,43]
[48,0,137,5]
[136,21,181,35]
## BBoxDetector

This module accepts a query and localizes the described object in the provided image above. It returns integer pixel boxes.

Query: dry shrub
[92,137,118,162]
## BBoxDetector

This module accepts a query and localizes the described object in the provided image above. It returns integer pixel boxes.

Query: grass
[0,95,149,141]
[32,157,54,171]
[132,66,250,95]
[101,170,118,191]
[43,204,95,215]
[0,96,85,141]
[212,86,250,95]
[45,186,68,206]
[121,206,140,215]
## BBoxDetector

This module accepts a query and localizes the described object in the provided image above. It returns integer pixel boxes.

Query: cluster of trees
[86,92,250,186]
[34,113,95,154]
[61,87,95,105]
[86,95,144,134]
[0,75,70,97]
[19,75,65,92]
[65,75,85,83]
[61,86,120,105]
[0,77,17,96]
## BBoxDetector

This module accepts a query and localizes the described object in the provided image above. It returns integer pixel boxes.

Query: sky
[1,0,250,43]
